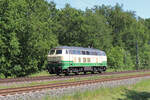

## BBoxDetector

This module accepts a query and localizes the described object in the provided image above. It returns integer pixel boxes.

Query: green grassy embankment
[29,68,144,77]
[28,71,50,77]
[29,67,140,77]
[2,68,146,78]
[1,71,150,89]
[47,79,150,100]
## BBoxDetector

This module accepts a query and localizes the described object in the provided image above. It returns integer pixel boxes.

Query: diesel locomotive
[47,46,107,75]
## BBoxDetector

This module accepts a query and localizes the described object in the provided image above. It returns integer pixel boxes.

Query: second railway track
[0,70,150,84]
[0,73,150,96]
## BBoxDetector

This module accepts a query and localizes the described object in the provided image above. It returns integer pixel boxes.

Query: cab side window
[56,50,62,54]
[78,58,81,62]
[66,50,68,54]
[83,58,86,62]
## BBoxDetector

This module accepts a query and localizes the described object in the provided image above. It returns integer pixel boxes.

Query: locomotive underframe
[47,62,106,75]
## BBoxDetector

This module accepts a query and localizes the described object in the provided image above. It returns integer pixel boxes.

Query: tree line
[0,0,150,78]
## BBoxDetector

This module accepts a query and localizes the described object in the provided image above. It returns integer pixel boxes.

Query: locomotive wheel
[84,71,86,75]
[48,69,53,74]
[98,71,101,73]
[91,71,94,74]
[56,72,60,75]
[91,67,95,74]
[75,72,79,75]
[103,66,106,71]
[63,69,69,76]
[65,72,69,76]
[65,70,69,76]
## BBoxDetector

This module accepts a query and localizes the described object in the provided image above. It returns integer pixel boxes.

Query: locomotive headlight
[56,56,63,61]
[47,57,51,61]
[61,56,64,60]
[47,56,64,62]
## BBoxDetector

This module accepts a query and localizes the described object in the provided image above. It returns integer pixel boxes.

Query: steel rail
[0,73,150,96]
[0,70,149,84]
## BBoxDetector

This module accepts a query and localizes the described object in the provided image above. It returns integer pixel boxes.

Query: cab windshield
[50,50,55,55]
[56,50,62,54]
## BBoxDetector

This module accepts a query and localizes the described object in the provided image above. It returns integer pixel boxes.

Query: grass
[27,67,134,77]
[28,70,50,77]
[2,68,146,78]
[28,68,147,77]
[0,71,150,89]
[47,79,150,100]
[106,67,134,72]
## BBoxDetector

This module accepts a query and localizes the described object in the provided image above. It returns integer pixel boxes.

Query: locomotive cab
[47,49,68,75]
[47,46,107,75]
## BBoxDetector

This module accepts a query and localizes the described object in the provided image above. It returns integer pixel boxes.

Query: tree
[0,0,58,77]
[0,0,21,77]
[107,46,134,70]
[80,9,112,50]
[55,4,84,46]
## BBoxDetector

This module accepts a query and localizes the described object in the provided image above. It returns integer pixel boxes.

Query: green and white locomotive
[47,46,107,75]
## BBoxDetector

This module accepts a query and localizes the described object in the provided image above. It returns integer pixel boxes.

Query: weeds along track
[0,73,150,96]
[0,70,149,84]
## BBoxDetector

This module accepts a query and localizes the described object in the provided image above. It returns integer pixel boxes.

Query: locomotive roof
[53,46,105,53]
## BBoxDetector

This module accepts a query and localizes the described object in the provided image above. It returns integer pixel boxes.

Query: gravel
[0,76,150,100]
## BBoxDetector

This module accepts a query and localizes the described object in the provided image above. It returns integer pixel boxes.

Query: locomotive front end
[47,49,64,75]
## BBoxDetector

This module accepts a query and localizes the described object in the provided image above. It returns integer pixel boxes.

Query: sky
[48,0,150,19]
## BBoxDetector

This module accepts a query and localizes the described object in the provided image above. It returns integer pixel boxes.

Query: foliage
[92,4,149,69]
[107,46,134,69]
[0,0,58,77]
[80,9,112,50]
[0,1,150,77]
[55,4,84,46]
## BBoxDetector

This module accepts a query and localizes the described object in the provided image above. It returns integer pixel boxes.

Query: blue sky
[47,0,150,19]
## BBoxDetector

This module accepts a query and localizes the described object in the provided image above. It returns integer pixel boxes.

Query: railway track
[0,70,149,84]
[0,73,150,96]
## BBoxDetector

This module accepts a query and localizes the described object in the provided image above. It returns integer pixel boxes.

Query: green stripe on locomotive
[48,61,107,69]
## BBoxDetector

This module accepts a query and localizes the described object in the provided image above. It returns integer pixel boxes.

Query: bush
[107,46,134,70]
